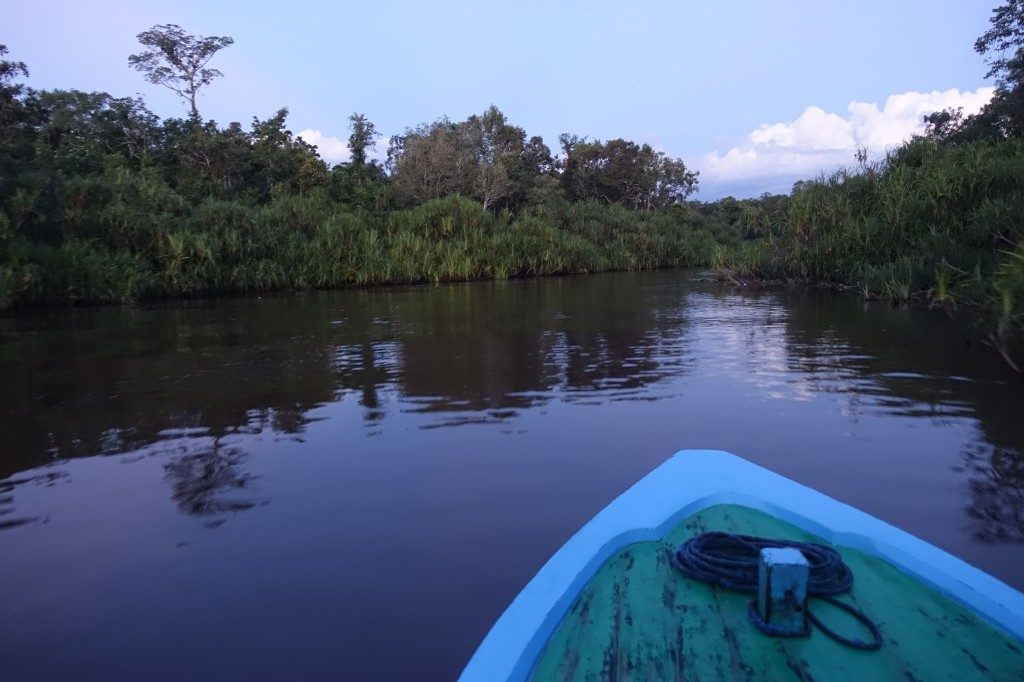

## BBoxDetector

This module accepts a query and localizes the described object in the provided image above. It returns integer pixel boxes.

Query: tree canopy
[128,24,234,119]
[386,106,559,211]
[559,135,698,210]
[976,0,1024,81]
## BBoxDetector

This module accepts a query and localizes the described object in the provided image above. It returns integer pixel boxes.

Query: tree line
[0,21,733,312]
[0,3,1022,371]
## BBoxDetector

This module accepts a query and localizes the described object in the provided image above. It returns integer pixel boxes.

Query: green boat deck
[529,505,1024,681]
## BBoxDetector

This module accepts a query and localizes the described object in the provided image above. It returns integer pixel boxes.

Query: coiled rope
[671,532,882,650]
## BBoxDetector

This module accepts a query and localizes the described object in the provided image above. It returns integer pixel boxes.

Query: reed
[743,136,1024,367]
[0,190,744,307]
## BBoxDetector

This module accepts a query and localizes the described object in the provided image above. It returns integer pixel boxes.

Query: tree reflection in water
[0,273,1022,551]
[965,445,1024,543]
[774,290,1024,546]
[0,470,68,529]
[162,437,261,526]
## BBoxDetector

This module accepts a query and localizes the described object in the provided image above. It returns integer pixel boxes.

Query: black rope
[671,532,882,650]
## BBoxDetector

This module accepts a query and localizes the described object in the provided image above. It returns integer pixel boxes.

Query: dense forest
[0,3,1022,369]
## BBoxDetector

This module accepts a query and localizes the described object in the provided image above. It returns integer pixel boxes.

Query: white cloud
[700,87,995,190]
[296,129,351,164]
[297,128,390,166]
[748,106,854,152]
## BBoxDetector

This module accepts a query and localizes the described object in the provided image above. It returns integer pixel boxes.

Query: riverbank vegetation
[729,3,1024,369]
[738,137,1024,369]
[1,3,1022,368]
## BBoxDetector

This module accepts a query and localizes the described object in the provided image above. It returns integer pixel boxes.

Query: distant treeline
[0,29,745,311]
[0,2,1022,369]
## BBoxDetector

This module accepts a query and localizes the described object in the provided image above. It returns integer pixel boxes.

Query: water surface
[1,271,1022,680]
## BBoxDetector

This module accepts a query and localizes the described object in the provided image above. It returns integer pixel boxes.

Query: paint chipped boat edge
[459,449,1024,681]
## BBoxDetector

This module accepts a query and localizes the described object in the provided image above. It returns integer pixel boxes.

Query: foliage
[347,113,379,168]
[0,33,736,311]
[2,7,1024,373]
[128,24,234,118]
[928,2,1024,142]
[732,138,1024,369]
[558,135,698,209]
[975,0,1024,81]
[387,106,558,211]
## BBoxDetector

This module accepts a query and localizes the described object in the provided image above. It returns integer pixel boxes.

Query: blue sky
[6,1,998,198]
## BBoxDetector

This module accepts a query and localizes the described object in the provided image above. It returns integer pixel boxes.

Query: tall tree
[972,2,1024,138]
[976,1,1024,82]
[988,51,1024,137]
[922,2,1024,142]
[0,44,28,108]
[559,136,698,209]
[387,118,475,206]
[0,43,32,278]
[249,108,329,199]
[0,45,31,208]
[128,24,233,119]
[462,106,517,210]
[387,106,555,210]
[347,113,379,167]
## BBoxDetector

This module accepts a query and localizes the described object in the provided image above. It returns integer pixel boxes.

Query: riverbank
[2,97,1021,373]
[714,137,1024,373]
[1,195,750,307]
[3,173,1021,372]
[3,37,1020,370]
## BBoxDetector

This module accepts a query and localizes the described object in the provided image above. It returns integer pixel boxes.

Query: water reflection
[780,295,1024,543]
[963,445,1024,543]
[0,470,67,529]
[1,276,1022,535]
[1,272,1023,678]
[162,435,263,526]
[0,277,699,520]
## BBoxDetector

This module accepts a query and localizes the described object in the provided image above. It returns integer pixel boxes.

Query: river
[1,271,1022,680]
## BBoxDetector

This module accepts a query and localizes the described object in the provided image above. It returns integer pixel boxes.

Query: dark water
[1,271,1022,681]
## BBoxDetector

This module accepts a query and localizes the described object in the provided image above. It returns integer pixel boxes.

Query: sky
[5,0,1000,199]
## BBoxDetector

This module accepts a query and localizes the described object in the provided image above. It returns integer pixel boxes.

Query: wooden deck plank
[529,505,1024,682]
